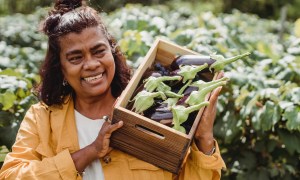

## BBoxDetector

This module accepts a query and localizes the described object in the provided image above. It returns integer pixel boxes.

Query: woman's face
[59,27,115,99]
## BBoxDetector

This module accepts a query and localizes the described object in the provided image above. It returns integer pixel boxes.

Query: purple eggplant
[150,110,173,121]
[170,55,216,70]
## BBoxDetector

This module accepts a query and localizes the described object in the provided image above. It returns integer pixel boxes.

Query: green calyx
[186,80,227,106]
[191,77,229,90]
[172,101,210,133]
[163,80,192,108]
[132,90,167,114]
[209,52,251,72]
[157,82,183,98]
[177,63,208,83]
[144,75,182,92]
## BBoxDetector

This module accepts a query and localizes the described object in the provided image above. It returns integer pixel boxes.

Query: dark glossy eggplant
[183,86,198,96]
[170,55,216,71]
[150,110,173,121]
[147,103,173,121]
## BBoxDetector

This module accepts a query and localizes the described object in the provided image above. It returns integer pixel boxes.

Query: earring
[62,79,68,86]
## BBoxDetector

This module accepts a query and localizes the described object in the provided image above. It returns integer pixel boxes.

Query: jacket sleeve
[0,105,80,180]
[176,140,226,180]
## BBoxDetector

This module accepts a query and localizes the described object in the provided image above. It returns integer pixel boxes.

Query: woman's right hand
[90,120,123,158]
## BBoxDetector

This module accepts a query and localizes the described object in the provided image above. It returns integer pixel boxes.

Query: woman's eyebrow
[91,43,106,52]
[66,50,82,57]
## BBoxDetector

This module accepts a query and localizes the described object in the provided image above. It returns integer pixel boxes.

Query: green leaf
[283,105,300,131]
[0,90,17,110]
[235,88,250,108]
[266,139,277,152]
[244,92,260,116]
[290,87,300,104]
[252,109,263,131]
[239,151,257,170]
[259,101,281,131]
[257,168,269,180]
[0,68,22,77]
[215,111,242,144]
[279,101,294,109]
[278,129,300,154]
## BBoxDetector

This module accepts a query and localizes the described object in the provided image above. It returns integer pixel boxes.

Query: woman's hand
[71,120,123,173]
[91,120,123,158]
[194,72,224,154]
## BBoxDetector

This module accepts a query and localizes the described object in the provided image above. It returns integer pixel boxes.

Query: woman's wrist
[194,134,215,155]
[71,145,99,174]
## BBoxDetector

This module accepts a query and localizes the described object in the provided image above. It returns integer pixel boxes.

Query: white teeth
[84,73,103,82]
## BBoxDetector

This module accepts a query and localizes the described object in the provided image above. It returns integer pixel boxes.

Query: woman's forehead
[59,27,109,50]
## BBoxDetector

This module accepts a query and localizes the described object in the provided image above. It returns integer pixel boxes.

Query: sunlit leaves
[0,3,299,179]
[0,90,16,111]
[283,105,300,131]
[259,101,281,131]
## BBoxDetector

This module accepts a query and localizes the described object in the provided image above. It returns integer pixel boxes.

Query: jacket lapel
[50,98,80,154]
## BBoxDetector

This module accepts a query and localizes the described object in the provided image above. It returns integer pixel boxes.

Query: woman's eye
[69,56,82,64]
[94,49,105,55]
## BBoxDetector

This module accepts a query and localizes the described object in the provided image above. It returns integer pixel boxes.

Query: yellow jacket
[0,98,226,180]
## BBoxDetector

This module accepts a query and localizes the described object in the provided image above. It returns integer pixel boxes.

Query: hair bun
[54,0,83,13]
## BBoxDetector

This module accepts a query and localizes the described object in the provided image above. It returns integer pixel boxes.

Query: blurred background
[0,0,299,179]
[1,0,300,21]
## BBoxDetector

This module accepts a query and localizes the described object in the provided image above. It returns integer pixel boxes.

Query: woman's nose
[83,55,100,70]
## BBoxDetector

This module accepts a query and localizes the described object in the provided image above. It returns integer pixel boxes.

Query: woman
[0,0,226,179]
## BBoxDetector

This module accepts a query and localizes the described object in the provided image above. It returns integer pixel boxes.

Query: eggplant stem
[186,81,226,106]
[209,52,250,72]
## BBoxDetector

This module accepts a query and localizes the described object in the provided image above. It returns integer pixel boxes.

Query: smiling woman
[0,0,226,179]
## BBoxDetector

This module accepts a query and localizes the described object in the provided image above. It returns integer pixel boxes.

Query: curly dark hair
[36,0,131,106]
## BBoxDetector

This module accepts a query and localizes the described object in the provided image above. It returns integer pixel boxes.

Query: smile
[83,73,103,82]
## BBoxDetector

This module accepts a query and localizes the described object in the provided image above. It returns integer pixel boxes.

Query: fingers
[209,86,222,105]
[216,71,224,79]
[103,120,123,135]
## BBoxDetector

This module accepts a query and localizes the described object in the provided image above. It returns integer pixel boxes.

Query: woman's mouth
[83,73,103,82]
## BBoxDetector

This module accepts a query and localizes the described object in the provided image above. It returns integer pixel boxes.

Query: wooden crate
[111,38,217,174]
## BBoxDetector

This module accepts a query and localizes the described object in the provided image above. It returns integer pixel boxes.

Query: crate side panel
[111,108,191,173]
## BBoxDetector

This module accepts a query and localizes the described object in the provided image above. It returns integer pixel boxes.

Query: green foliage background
[0,1,300,179]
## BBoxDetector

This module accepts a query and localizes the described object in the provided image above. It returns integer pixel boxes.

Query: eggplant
[209,52,251,72]
[176,63,208,83]
[186,80,227,106]
[150,110,173,121]
[183,86,198,96]
[170,55,216,71]
[171,101,210,133]
[144,75,182,92]
[148,102,173,121]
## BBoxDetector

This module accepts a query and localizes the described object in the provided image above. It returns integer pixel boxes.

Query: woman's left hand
[194,72,224,154]
[91,120,123,158]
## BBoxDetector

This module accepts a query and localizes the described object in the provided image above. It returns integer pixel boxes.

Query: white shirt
[75,110,105,180]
